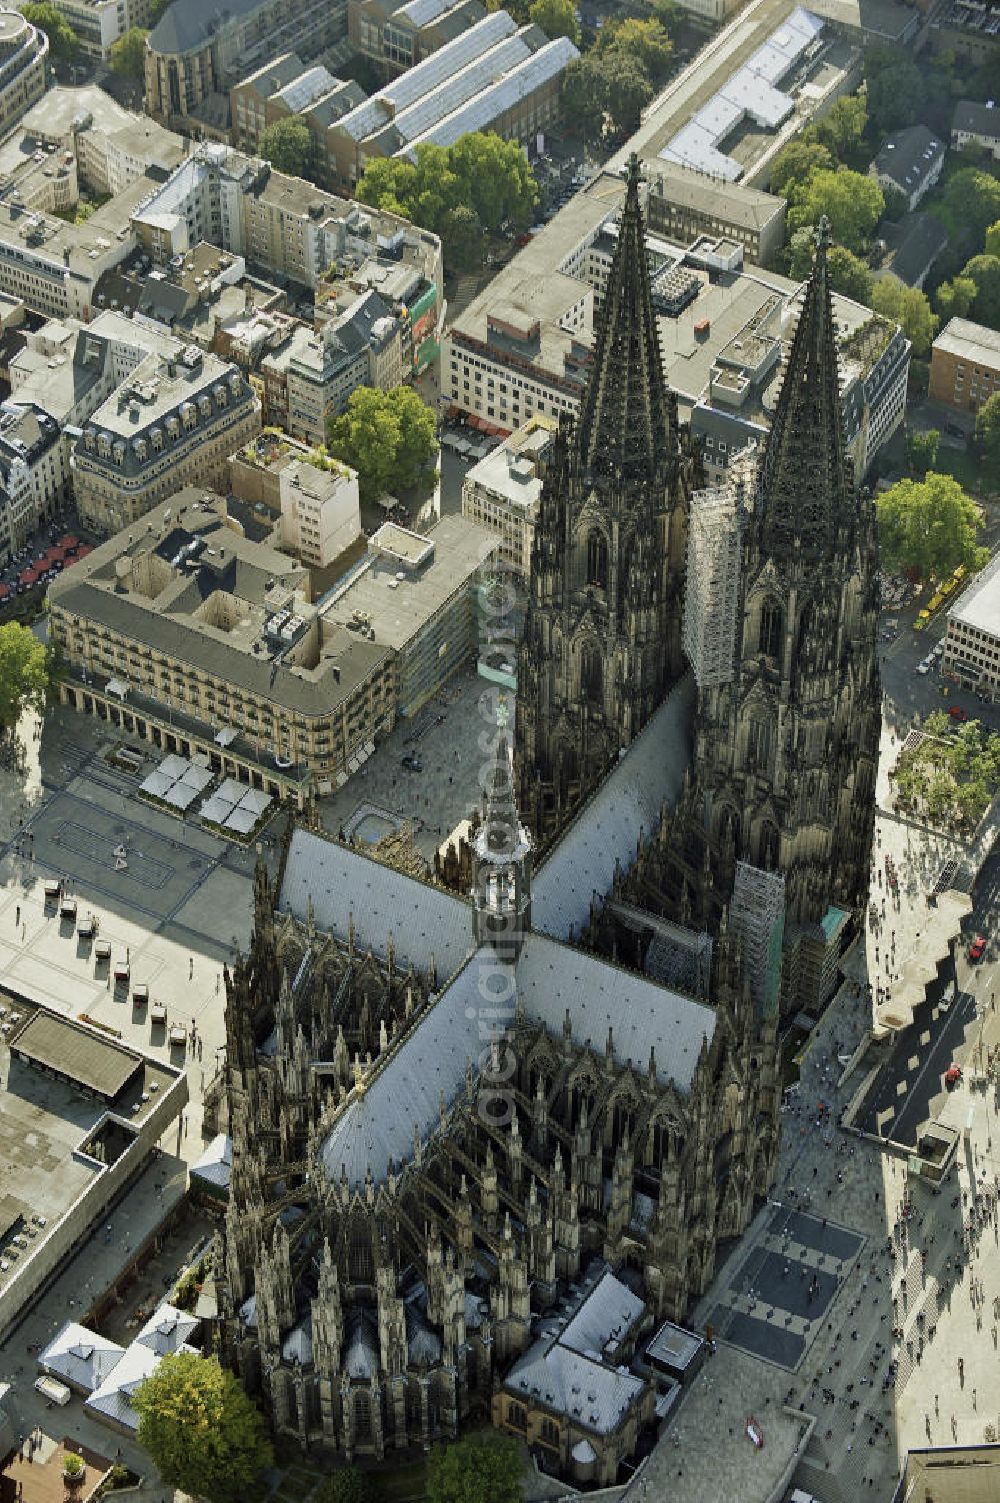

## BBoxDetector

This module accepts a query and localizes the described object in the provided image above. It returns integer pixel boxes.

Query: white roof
[39,1322,124,1395]
[572,1439,597,1463]
[200,793,235,824]
[506,1339,646,1435]
[948,551,1000,640]
[177,763,213,790]
[238,787,273,815]
[224,805,258,835]
[516,932,714,1091]
[281,828,475,979]
[85,1343,159,1431]
[157,753,190,779]
[134,1304,199,1356]
[165,782,198,810]
[140,768,174,798]
[532,673,695,941]
[216,776,247,803]
[191,1133,232,1188]
[560,1270,645,1357]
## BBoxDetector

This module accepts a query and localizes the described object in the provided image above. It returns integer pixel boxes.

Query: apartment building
[0,446,33,563]
[348,0,483,76]
[1,86,185,206]
[0,401,71,531]
[228,432,361,569]
[460,414,555,576]
[130,145,443,306]
[0,11,46,134]
[869,125,945,212]
[144,0,346,135]
[73,346,260,532]
[929,317,1000,414]
[324,13,577,185]
[943,552,1000,700]
[281,289,401,443]
[952,99,1000,159]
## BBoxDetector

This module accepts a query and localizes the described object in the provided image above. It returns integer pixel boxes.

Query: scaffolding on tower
[730,861,785,1018]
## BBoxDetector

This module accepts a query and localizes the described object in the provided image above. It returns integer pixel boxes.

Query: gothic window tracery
[581,641,603,705]
[586,528,608,589]
[758,820,780,871]
[758,597,784,660]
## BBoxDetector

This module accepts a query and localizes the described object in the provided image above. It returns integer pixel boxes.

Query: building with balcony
[72,346,261,532]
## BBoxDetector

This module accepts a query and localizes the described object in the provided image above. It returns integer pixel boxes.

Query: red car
[950,706,969,722]
[968,935,986,962]
[945,1064,962,1088]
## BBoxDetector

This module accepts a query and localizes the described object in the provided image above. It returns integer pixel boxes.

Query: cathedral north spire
[574,152,673,483]
[758,216,849,560]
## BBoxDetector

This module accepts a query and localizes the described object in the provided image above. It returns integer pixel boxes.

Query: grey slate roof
[281,828,475,979]
[531,673,695,941]
[879,212,948,288]
[505,1338,646,1435]
[559,1269,645,1357]
[318,949,493,1187]
[149,0,265,56]
[516,932,714,1091]
[872,124,943,197]
[953,100,1000,140]
[39,1322,124,1394]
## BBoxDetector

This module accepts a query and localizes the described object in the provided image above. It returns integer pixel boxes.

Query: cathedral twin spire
[574,153,674,483]
[757,217,850,560]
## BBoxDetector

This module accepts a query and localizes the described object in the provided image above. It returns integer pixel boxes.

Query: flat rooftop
[934,316,1000,370]
[947,552,1000,641]
[322,514,496,652]
[12,1010,140,1099]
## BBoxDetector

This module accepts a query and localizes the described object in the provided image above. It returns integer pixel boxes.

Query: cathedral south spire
[758,217,849,560]
[574,152,673,482]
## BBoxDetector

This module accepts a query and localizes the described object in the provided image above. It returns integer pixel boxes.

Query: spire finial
[624,152,642,193]
[815,215,832,251]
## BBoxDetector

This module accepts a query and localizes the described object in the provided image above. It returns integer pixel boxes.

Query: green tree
[871,276,938,358]
[426,1435,521,1503]
[906,428,940,476]
[326,385,437,503]
[132,1353,273,1503]
[259,117,314,177]
[0,622,52,733]
[561,55,608,142]
[984,220,1000,260]
[21,2,78,59]
[934,167,1000,241]
[109,25,147,76]
[528,0,578,42]
[864,49,922,133]
[439,203,483,273]
[593,46,654,134]
[787,169,884,254]
[875,472,988,579]
[650,0,683,32]
[315,1471,369,1503]
[148,0,172,23]
[975,390,1000,483]
[935,274,977,323]
[828,244,874,303]
[961,254,1000,329]
[769,139,834,197]
[596,17,673,84]
[810,91,868,165]
[447,133,537,231]
[784,225,817,279]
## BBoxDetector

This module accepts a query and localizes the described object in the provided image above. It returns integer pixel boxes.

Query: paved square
[718,1310,806,1369]
[770,1208,864,1263]
[755,1251,838,1320]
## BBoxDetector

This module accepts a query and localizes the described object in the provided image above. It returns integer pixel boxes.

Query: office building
[645,160,786,267]
[0,11,46,135]
[460,414,555,576]
[943,553,1000,700]
[929,317,1000,414]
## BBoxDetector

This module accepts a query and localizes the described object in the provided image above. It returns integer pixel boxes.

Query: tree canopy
[770,139,834,198]
[259,117,314,177]
[786,169,884,255]
[808,91,868,167]
[875,472,987,580]
[561,18,672,141]
[355,132,536,264]
[935,275,977,323]
[528,0,578,43]
[871,276,938,358]
[22,2,77,59]
[975,391,1000,484]
[326,385,437,504]
[0,623,53,733]
[594,17,673,82]
[827,244,874,304]
[933,167,1000,242]
[426,1435,521,1503]
[960,254,1000,329]
[109,25,147,76]
[906,428,939,477]
[864,49,922,134]
[132,1353,273,1503]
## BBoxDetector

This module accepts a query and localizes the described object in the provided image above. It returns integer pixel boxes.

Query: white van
[35,1374,71,1405]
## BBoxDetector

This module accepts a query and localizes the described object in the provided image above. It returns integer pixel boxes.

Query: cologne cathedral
[212,157,878,1473]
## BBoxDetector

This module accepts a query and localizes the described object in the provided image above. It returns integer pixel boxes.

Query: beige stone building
[0,11,47,136]
[943,552,1000,701]
[72,348,261,532]
[460,414,555,576]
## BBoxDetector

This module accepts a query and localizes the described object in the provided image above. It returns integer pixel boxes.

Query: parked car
[968,935,986,962]
[949,706,969,722]
[945,1063,963,1088]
